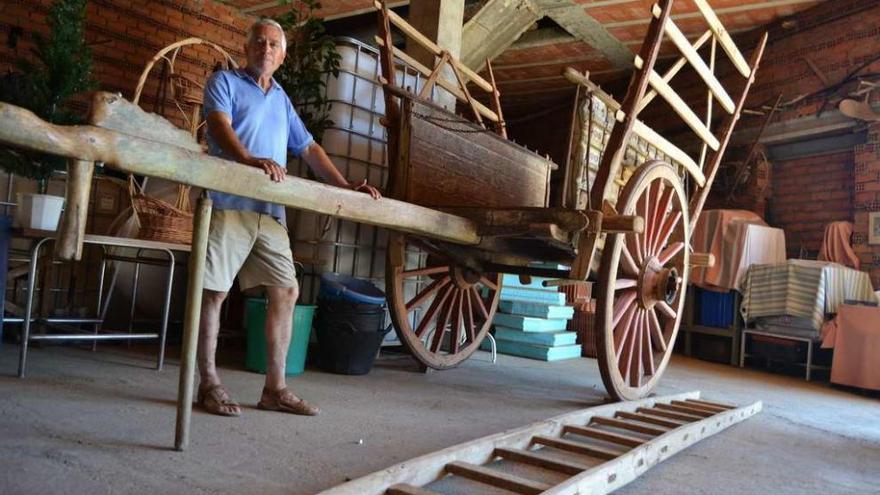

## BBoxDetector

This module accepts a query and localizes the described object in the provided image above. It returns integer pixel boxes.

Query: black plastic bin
[314,273,389,375]
[315,297,388,375]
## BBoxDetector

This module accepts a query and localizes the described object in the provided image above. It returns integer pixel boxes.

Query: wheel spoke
[642,312,655,376]
[415,284,454,338]
[621,244,640,275]
[648,307,668,352]
[401,266,449,278]
[658,241,684,266]
[656,300,677,319]
[406,276,451,311]
[479,276,499,291]
[649,185,674,255]
[619,309,639,381]
[614,304,638,356]
[469,287,489,321]
[463,289,476,342]
[450,291,464,354]
[645,181,662,253]
[612,290,638,328]
[615,278,638,290]
[430,294,455,352]
[630,311,644,387]
[627,232,644,264]
[653,211,682,257]
[638,183,652,257]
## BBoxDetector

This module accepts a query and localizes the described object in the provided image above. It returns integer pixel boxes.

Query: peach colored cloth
[690,209,786,292]
[818,221,859,270]
[821,304,880,391]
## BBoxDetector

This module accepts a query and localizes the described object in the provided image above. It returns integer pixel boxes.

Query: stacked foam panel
[482,274,581,361]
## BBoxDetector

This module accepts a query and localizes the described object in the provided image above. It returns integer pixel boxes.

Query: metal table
[14,233,190,377]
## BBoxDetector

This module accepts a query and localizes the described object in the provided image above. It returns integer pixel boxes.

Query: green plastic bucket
[245,299,317,376]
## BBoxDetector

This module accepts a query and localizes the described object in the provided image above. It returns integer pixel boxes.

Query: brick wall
[0,0,253,129]
[770,151,853,259]
[853,124,880,287]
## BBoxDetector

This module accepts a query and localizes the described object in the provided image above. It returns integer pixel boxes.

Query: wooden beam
[0,99,482,247]
[654,8,735,113]
[635,55,720,151]
[636,407,701,422]
[55,159,94,261]
[692,0,751,78]
[373,0,494,93]
[537,0,635,70]
[374,36,501,123]
[615,411,685,428]
[460,0,541,71]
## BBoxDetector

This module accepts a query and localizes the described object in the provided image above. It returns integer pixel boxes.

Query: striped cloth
[741,260,875,331]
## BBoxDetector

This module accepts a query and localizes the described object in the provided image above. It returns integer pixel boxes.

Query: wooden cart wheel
[596,160,690,400]
[386,233,502,369]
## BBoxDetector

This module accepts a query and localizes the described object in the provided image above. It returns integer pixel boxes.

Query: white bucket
[17,193,65,231]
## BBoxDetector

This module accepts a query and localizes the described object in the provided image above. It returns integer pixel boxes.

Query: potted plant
[0,0,96,231]
[273,0,341,142]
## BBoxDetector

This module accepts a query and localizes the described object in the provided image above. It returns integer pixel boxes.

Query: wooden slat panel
[373,0,494,92]
[494,447,590,475]
[615,411,684,429]
[564,425,646,448]
[657,13,735,113]
[375,37,500,122]
[562,68,705,187]
[404,99,551,208]
[532,435,623,460]
[635,55,720,151]
[691,0,751,78]
[592,416,668,436]
[445,461,551,494]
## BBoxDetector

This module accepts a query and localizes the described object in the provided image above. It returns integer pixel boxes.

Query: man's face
[245,24,285,76]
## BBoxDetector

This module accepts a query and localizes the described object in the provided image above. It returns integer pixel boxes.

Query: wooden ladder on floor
[317,391,760,495]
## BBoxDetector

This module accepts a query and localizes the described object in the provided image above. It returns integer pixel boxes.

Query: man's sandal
[257,387,320,416]
[197,384,241,417]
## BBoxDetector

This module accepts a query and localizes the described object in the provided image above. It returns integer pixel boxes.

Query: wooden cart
[0,1,766,451]
[373,0,767,400]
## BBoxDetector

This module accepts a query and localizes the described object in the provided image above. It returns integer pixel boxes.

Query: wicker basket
[129,178,193,245]
[569,299,597,358]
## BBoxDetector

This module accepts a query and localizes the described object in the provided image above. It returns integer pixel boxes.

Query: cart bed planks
[316,391,760,495]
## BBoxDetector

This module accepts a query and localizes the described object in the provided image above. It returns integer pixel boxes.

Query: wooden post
[174,196,212,451]
[55,159,95,260]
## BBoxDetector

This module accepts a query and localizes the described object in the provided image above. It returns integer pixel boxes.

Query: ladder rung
[671,400,724,414]
[654,403,715,418]
[387,484,439,495]
[445,461,550,495]
[564,425,647,448]
[592,416,668,436]
[532,435,623,460]
[691,0,752,77]
[636,407,701,422]
[494,447,590,475]
[686,398,736,410]
[616,411,684,429]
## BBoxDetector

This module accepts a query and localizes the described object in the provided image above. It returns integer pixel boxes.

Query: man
[197,18,381,417]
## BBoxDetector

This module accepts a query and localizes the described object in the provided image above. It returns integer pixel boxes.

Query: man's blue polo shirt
[202,68,314,223]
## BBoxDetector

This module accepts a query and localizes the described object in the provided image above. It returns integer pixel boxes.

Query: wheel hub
[638,256,680,308]
[452,266,481,288]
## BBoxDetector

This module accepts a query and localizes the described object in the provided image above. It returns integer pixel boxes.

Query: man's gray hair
[248,18,287,52]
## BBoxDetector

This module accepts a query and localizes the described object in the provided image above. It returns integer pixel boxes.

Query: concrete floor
[1,343,878,495]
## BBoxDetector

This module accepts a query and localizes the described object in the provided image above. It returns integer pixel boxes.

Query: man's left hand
[350,179,382,200]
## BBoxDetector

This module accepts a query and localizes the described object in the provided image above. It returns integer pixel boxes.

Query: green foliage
[0,0,96,192]
[273,0,341,143]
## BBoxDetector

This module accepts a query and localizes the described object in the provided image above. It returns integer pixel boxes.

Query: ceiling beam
[605,0,820,28]
[460,0,543,71]
[511,26,576,49]
[534,0,634,69]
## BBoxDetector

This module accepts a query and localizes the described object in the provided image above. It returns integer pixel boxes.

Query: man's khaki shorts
[203,209,297,292]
